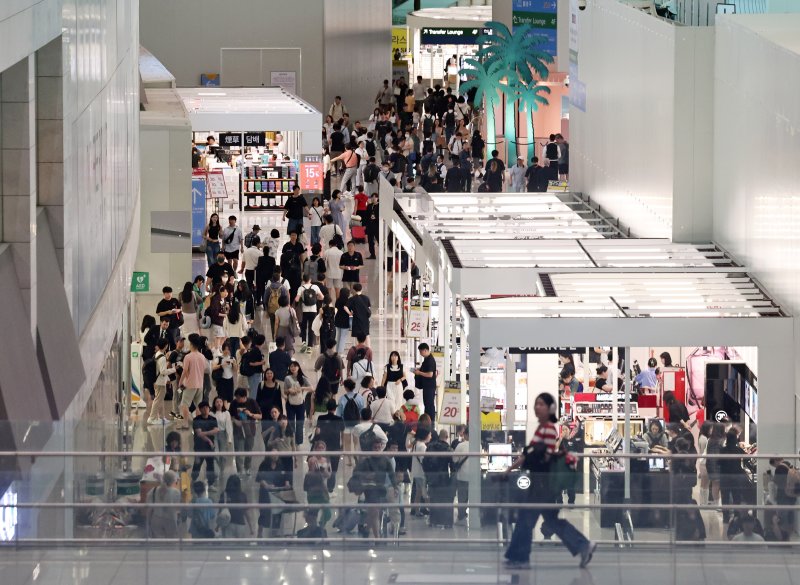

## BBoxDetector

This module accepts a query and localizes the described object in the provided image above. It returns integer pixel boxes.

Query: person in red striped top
[503,392,597,571]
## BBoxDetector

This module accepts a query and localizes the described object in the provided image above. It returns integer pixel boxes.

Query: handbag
[311,313,322,336]
[349,215,362,227]
[216,493,232,530]
[198,238,207,253]
[289,309,301,338]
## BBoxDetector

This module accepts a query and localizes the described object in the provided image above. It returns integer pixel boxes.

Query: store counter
[590,457,670,528]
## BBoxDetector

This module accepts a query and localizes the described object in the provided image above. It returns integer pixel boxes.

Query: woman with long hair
[329,190,347,238]
[211,396,234,473]
[317,294,337,353]
[705,422,726,507]
[234,280,255,323]
[381,350,407,412]
[309,197,324,247]
[504,392,596,570]
[282,361,313,446]
[220,474,253,538]
[257,369,283,428]
[203,213,222,268]
[334,287,351,354]
[224,298,245,358]
[484,159,503,192]
[180,281,200,336]
[273,295,298,356]
[140,315,159,415]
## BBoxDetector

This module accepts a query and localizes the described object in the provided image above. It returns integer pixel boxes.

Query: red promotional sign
[300,154,323,192]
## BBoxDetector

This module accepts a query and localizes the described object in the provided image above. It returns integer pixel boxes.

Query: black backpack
[302,284,317,307]
[239,349,256,376]
[320,306,336,337]
[363,163,379,184]
[392,153,407,174]
[359,423,379,451]
[423,115,434,135]
[444,111,455,128]
[422,440,452,486]
[365,139,376,157]
[546,142,559,160]
[321,353,340,382]
[342,394,360,423]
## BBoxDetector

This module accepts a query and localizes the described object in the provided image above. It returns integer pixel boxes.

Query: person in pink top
[179,333,207,428]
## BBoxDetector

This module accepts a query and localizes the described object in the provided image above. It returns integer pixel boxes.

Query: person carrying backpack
[264,271,289,334]
[350,347,373,388]
[303,243,326,284]
[294,274,323,354]
[422,430,454,527]
[336,379,365,464]
[314,339,345,388]
[542,134,561,182]
[362,156,381,196]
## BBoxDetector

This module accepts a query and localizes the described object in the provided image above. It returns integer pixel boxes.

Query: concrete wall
[140,0,325,111]
[323,0,391,121]
[713,13,800,448]
[570,0,713,241]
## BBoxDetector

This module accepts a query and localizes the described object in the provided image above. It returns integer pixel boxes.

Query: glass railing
[1,449,798,548]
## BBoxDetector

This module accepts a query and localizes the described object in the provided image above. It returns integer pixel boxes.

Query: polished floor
[3,546,800,585]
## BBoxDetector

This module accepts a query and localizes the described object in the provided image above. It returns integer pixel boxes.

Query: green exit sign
[131,272,149,293]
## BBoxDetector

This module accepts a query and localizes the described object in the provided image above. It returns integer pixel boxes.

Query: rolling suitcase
[351,225,367,243]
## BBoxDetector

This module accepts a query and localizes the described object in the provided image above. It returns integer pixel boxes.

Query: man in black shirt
[347,283,371,342]
[206,251,235,290]
[525,157,549,193]
[364,194,380,259]
[156,286,182,344]
[280,231,307,301]
[411,343,438,421]
[445,158,467,193]
[191,401,219,486]
[594,366,614,393]
[484,150,506,175]
[329,124,346,174]
[283,186,309,237]
[314,398,345,492]
[269,337,292,383]
[229,388,262,476]
[255,252,277,307]
[339,240,363,284]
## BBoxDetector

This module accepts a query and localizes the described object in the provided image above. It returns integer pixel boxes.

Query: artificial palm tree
[458,58,507,155]
[473,22,554,161]
[518,84,551,163]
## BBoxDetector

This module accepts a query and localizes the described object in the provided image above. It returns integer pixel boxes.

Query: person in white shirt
[265,229,281,260]
[453,428,471,524]
[369,386,395,426]
[211,396,234,473]
[352,407,388,450]
[355,143,368,188]
[319,215,343,252]
[274,133,287,157]
[149,339,175,425]
[294,275,323,353]
[239,237,263,291]
[509,157,527,193]
[324,240,344,298]
[412,75,427,112]
[731,515,765,543]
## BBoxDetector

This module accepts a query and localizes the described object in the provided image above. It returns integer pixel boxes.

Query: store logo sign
[516,476,531,490]
[714,410,727,422]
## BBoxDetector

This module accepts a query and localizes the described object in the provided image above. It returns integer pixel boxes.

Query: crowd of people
[320,79,568,197]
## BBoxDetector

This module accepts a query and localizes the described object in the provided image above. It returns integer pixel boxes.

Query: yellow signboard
[481,411,502,431]
[392,27,409,52]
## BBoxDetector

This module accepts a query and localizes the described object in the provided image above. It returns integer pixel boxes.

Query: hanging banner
[392,26,409,52]
[406,308,428,338]
[512,0,558,59]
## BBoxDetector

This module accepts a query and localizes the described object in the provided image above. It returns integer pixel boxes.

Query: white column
[467,321,482,529]
[623,347,631,500]
[441,280,451,378]
[505,351,516,430]
[378,216,385,315]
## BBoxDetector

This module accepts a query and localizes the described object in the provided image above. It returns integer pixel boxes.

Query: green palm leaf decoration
[458,58,508,153]
[470,21,555,162]
[518,84,551,162]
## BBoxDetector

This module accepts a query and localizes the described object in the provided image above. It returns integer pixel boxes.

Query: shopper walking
[504,393,596,570]
[542,134,561,182]
[332,145,359,192]
[179,282,200,337]
[309,198,324,247]
[376,79,393,109]
[283,186,309,238]
[273,296,299,356]
[509,157,526,192]
[282,361,313,445]
[333,288,352,355]
[410,343,437,420]
[203,213,222,268]
[329,190,347,240]
[221,215,244,272]
[346,283,371,345]
[295,274,323,353]
[329,96,348,123]
[324,239,345,301]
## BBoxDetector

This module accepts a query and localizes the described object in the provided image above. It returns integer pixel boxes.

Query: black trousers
[367,229,378,257]
[192,453,216,486]
[301,311,315,344]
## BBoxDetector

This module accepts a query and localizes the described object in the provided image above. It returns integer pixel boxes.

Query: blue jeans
[286,403,305,445]
[205,241,220,267]
[287,217,303,236]
[310,225,321,246]
[336,327,349,354]
[247,373,261,401]
[505,498,589,563]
